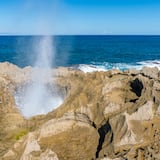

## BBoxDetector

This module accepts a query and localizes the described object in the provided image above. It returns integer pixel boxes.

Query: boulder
[38,112,99,160]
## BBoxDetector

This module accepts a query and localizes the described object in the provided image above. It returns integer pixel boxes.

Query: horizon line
[1,34,160,36]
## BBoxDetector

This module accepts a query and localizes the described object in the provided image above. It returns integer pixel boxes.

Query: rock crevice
[96,121,112,158]
[0,63,160,160]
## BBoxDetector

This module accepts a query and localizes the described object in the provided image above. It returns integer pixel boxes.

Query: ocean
[0,35,160,72]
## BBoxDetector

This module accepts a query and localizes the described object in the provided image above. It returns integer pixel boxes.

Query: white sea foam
[78,60,160,73]
[78,64,106,73]
[137,60,160,69]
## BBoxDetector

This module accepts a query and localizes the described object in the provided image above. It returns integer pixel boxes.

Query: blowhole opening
[14,82,65,118]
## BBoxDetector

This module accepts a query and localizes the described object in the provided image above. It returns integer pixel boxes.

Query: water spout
[15,36,63,118]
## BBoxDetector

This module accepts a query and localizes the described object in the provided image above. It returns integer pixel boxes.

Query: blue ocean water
[0,35,160,72]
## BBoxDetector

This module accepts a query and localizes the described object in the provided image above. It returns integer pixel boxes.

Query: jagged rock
[39,149,59,160]
[141,66,159,79]
[107,101,154,152]
[100,158,124,160]
[20,133,41,160]
[38,112,99,160]
[125,101,153,121]
[0,62,160,160]
[4,112,99,160]
[0,62,31,84]
[107,69,122,76]
[3,149,17,160]
[109,114,138,150]
[3,132,59,160]
[103,103,121,118]
[127,68,140,75]
[102,80,122,95]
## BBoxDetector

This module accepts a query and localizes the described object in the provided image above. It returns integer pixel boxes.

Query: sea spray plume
[15,36,63,117]
[35,36,53,68]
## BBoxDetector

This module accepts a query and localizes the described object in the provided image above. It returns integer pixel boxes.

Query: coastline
[0,62,160,159]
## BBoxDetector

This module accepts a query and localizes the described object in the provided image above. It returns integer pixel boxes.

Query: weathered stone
[3,149,17,160]
[141,66,159,79]
[125,101,153,121]
[103,103,121,118]
[39,149,59,160]
[20,133,41,160]
[38,112,99,160]
[128,68,140,75]
[0,63,160,160]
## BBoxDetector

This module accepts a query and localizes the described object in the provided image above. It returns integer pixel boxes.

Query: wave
[77,64,106,73]
[137,60,160,69]
[77,60,160,73]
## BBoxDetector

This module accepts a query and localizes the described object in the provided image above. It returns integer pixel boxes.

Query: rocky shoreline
[0,62,160,160]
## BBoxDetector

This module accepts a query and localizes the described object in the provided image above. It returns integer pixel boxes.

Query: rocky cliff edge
[0,62,160,160]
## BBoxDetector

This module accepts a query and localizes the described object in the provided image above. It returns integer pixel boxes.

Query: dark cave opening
[130,78,143,97]
[96,121,112,158]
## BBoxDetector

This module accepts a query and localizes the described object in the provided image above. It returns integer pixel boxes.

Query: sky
[0,0,160,35]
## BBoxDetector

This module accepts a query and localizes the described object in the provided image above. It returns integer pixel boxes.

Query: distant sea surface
[1,35,160,72]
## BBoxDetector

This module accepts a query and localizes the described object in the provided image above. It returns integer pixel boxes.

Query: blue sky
[0,0,160,35]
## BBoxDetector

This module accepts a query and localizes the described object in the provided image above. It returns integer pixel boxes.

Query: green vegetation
[14,129,28,140]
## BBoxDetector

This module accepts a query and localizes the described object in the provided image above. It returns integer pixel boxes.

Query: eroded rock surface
[0,62,160,160]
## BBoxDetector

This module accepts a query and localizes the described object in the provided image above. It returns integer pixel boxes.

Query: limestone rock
[109,115,135,147]
[100,158,124,160]
[3,149,17,160]
[125,101,153,121]
[0,63,160,159]
[127,68,140,75]
[141,66,159,79]
[103,103,121,118]
[20,133,41,160]
[39,149,59,160]
[38,112,99,160]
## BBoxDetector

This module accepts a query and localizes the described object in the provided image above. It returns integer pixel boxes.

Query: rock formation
[0,62,160,160]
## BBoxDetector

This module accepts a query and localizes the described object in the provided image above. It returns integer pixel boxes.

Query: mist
[15,36,63,118]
